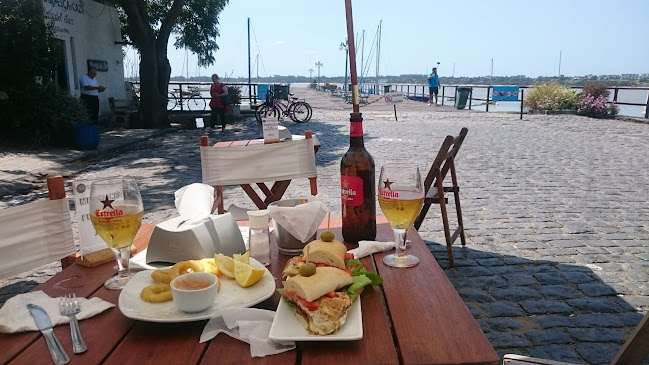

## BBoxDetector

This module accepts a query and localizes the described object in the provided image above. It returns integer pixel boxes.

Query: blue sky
[124,0,649,79]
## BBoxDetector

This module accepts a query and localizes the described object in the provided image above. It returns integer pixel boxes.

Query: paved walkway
[1,88,648,364]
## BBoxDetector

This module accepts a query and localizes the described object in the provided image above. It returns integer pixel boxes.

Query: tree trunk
[138,45,169,128]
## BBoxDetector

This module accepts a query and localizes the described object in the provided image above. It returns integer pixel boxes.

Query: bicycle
[167,86,206,111]
[255,92,312,123]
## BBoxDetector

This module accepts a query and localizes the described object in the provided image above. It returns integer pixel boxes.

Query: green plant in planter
[524,82,578,111]
[227,85,242,105]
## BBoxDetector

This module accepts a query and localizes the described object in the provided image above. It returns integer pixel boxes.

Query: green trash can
[273,84,290,100]
[384,85,391,94]
[454,87,472,109]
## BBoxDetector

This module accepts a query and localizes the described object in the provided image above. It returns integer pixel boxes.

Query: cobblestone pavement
[1,88,648,363]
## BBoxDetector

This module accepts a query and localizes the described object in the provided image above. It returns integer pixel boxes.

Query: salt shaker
[247,210,270,266]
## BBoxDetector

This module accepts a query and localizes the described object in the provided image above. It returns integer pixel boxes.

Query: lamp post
[315,60,323,90]
[339,36,349,96]
[309,68,314,79]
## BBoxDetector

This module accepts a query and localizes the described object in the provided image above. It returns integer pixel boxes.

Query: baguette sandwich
[279,238,383,335]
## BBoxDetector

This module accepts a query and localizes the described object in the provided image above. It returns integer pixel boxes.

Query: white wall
[42,0,126,118]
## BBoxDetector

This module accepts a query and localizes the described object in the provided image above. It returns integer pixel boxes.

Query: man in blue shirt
[79,67,106,124]
[427,67,440,106]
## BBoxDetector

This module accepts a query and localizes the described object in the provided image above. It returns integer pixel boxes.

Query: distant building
[621,74,639,80]
[640,73,649,79]
[42,0,126,118]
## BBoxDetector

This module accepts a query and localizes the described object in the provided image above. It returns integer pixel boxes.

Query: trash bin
[273,83,290,100]
[384,85,391,94]
[454,87,472,109]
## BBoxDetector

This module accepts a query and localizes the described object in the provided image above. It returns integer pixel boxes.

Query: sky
[123,0,649,79]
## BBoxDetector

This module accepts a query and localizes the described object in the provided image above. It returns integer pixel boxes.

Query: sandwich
[279,238,383,335]
[281,267,354,335]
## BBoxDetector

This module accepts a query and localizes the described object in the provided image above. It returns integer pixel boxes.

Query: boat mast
[248,18,252,105]
[376,20,381,94]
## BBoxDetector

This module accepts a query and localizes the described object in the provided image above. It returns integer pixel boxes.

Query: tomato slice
[345,252,355,261]
[325,292,336,298]
[283,290,319,311]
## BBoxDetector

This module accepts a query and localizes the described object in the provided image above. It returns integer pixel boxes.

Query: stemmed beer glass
[89,178,143,289]
[378,166,424,268]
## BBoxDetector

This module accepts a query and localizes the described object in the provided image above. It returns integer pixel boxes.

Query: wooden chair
[200,132,318,215]
[0,176,76,279]
[503,310,649,364]
[413,127,468,267]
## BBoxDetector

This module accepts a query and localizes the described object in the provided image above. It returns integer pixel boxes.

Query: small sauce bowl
[170,272,219,313]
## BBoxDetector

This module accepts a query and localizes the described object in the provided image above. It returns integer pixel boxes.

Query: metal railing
[388,84,649,119]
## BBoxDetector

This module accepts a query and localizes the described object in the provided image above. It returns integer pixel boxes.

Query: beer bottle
[340,112,376,243]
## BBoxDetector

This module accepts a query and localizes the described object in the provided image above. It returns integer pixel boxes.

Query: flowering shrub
[581,82,609,100]
[577,93,619,118]
[524,82,578,111]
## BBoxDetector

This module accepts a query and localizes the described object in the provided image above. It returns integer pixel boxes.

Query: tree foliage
[114,0,228,128]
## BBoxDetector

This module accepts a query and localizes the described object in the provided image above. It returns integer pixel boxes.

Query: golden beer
[90,206,143,249]
[378,190,424,229]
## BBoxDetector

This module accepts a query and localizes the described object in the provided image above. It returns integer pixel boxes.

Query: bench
[108,97,138,127]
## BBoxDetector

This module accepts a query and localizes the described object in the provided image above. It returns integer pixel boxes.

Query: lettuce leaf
[345,258,362,266]
[352,268,383,285]
[347,274,372,297]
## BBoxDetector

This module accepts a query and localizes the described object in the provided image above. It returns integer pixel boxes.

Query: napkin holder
[146,213,245,264]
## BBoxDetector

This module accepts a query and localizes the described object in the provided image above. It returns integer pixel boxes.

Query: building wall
[42,0,125,118]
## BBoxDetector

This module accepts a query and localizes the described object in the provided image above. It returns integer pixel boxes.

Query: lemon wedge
[233,251,251,264]
[233,260,265,287]
[199,257,220,276]
[214,253,235,278]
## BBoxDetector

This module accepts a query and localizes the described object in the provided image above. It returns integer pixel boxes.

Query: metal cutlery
[59,294,87,354]
[27,304,70,365]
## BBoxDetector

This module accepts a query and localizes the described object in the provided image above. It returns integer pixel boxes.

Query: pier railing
[387,84,649,119]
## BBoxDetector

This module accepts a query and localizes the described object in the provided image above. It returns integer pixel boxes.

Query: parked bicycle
[255,92,312,123]
[167,86,206,111]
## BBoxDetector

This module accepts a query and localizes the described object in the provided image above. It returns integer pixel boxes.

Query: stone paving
[1,88,648,364]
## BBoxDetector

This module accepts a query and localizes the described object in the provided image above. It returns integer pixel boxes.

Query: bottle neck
[349,112,364,147]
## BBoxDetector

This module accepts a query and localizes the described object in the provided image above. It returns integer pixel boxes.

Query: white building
[42,0,126,118]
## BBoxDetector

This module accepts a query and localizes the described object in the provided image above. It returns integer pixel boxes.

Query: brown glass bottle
[340,112,376,243]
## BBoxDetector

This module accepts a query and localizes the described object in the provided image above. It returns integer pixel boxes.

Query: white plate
[268,297,362,341]
[118,258,275,322]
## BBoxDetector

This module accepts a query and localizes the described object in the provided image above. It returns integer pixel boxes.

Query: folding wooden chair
[503,310,649,364]
[0,176,76,279]
[414,127,468,267]
[200,132,318,215]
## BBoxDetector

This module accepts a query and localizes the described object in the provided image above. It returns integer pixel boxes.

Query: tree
[115,0,228,128]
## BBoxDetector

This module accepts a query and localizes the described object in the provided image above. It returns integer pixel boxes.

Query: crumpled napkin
[200,308,295,357]
[347,240,395,259]
[267,201,328,243]
[0,291,115,333]
[174,183,214,223]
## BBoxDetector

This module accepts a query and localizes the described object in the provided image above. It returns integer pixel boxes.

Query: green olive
[320,230,335,242]
[299,262,316,277]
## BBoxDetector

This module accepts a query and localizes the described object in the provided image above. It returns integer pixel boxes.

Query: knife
[27,304,70,365]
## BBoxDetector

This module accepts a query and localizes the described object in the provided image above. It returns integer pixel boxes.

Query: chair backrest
[423,127,468,195]
[611,310,649,364]
[0,176,75,279]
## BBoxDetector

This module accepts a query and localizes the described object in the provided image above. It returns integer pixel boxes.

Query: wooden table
[0,218,499,365]
[201,134,321,214]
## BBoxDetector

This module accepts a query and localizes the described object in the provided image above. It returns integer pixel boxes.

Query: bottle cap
[247,209,269,229]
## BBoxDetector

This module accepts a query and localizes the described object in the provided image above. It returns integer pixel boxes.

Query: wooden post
[486,86,491,113]
[520,89,524,120]
[441,86,445,106]
[394,104,398,121]
[305,130,318,196]
[645,91,649,119]
[468,88,473,110]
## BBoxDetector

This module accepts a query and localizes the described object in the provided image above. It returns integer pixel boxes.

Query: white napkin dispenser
[146,213,246,264]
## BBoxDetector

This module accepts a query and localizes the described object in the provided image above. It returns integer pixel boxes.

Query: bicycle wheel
[256,105,279,123]
[291,102,311,123]
[187,97,206,111]
[167,92,178,110]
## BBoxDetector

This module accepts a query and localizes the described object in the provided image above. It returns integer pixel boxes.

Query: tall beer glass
[89,178,143,289]
[378,166,424,268]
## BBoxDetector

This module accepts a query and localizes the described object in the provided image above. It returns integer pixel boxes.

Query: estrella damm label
[341,175,363,206]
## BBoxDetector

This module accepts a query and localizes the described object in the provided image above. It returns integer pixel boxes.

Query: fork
[59,294,87,354]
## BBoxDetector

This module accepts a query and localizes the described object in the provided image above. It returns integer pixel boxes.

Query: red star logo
[100,195,114,210]
[383,179,393,190]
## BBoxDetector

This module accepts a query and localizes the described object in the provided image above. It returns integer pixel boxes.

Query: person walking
[208,74,229,133]
[79,66,106,123]
[427,67,440,106]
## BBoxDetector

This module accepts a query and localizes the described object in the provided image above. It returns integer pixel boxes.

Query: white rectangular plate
[118,258,275,322]
[268,297,362,341]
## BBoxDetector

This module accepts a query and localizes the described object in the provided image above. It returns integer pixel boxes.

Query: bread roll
[284,267,354,302]
[303,239,347,269]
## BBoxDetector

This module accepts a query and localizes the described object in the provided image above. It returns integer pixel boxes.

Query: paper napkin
[347,240,396,259]
[0,291,115,333]
[200,308,295,357]
[267,201,328,243]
